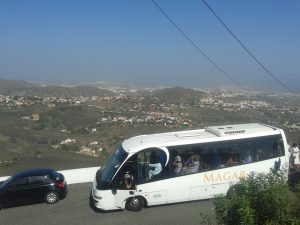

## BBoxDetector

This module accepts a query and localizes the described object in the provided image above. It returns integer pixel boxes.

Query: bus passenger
[148,152,162,179]
[242,150,253,163]
[191,154,200,172]
[255,148,267,161]
[172,155,182,176]
[225,153,238,166]
[124,172,134,189]
[183,154,200,174]
[290,143,300,168]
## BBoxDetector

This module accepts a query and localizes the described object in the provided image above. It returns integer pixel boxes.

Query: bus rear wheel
[125,197,144,212]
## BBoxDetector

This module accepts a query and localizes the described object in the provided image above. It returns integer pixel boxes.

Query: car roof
[13,168,55,179]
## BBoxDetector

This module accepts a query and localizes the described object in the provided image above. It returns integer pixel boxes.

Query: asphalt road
[0,183,215,225]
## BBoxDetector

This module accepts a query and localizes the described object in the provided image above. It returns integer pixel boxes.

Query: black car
[0,168,68,209]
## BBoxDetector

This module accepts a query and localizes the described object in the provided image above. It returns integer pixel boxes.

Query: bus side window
[137,151,148,184]
[169,149,183,177]
[272,140,284,157]
[148,151,163,180]
[137,149,167,183]
[237,142,254,164]
[211,148,221,169]
[256,141,274,161]
[277,140,284,156]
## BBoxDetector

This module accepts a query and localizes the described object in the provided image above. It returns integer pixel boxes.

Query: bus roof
[122,123,282,153]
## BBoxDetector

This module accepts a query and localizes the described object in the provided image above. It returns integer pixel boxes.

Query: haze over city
[0,0,299,92]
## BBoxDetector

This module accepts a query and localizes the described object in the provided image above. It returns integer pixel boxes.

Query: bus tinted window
[136,148,167,184]
[167,135,284,177]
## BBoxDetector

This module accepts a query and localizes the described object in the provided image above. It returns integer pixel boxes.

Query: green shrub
[214,170,300,225]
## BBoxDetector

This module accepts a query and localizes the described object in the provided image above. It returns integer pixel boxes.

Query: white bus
[91,123,289,211]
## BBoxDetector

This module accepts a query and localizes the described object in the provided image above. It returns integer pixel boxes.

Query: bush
[214,170,300,225]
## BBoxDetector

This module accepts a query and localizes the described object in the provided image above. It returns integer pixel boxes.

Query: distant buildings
[1,89,299,154]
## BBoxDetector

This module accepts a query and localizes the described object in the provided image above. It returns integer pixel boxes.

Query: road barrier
[0,167,100,184]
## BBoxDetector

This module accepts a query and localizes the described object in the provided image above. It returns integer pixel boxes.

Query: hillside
[153,87,206,104]
[0,79,113,97]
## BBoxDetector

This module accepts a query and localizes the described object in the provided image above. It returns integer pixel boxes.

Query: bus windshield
[96,147,128,189]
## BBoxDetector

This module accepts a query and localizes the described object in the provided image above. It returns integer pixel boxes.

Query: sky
[0,0,299,92]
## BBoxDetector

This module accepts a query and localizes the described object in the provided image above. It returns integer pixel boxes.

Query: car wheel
[45,191,59,204]
[125,196,144,212]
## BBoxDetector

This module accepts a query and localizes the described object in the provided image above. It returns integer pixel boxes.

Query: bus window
[234,142,255,164]
[169,149,183,176]
[208,147,221,169]
[149,151,162,179]
[252,135,284,161]
[137,148,167,184]
[182,151,201,175]
[112,161,136,190]
[272,140,284,157]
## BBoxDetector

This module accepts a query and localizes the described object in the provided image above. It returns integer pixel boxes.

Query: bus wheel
[125,197,144,212]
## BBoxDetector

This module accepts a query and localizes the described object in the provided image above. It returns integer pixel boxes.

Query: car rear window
[50,170,64,182]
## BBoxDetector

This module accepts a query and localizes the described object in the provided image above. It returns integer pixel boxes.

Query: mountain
[0,79,36,94]
[152,87,206,104]
[89,81,136,89]
[0,79,209,100]
[0,79,113,97]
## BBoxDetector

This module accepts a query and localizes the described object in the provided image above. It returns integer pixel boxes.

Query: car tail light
[55,181,65,189]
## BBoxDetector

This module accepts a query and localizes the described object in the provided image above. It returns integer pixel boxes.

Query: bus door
[111,162,137,208]
[135,148,169,206]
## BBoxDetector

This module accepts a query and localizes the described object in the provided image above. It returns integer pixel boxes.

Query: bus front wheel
[125,196,144,212]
